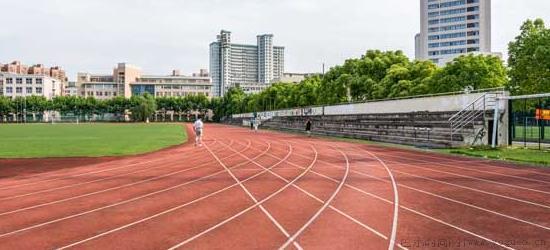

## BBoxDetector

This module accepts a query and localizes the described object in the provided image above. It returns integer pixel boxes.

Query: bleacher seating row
[227,111,488,148]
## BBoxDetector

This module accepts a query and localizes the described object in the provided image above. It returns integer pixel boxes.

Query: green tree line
[0,93,210,122]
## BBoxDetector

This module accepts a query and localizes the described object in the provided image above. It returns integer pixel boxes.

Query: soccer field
[0,123,187,158]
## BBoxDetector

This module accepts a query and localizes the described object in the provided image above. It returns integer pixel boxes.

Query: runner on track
[305,118,312,137]
[193,117,204,146]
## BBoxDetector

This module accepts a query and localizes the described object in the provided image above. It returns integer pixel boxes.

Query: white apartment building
[210,30,285,97]
[416,0,492,66]
[0,73,61,99]
[131,73,212,98]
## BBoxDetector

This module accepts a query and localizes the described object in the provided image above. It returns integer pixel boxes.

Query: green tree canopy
[508,18,550,94]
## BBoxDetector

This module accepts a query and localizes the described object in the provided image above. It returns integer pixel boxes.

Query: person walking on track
[193,117,204,146]
[305,118,312,137]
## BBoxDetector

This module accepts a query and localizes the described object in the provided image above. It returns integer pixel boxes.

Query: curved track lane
[0,123,548,250]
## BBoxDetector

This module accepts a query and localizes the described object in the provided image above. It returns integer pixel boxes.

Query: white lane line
[291,146,550,232]
[264,140,408,250]
[297,166,515,250]
[391,168,550,210]
[267,140,517,250]
[0,141,225,201]
[167,141,318,250]
[201,139,300,249]
[0,140,209,191]
[348,169,550,232]
[57,139,289,249]
[289,148,550,210]
[357,149,399,250]
[351,150,550,185]
[346,145,550,182]
[0,141,262,238]
[280,145,349,250]
[0,140,236,216]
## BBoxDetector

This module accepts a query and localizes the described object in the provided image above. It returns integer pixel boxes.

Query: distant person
[254,119,259,132]
[193,117,204,147]
[305,118,312,137]
[250,118,254,131]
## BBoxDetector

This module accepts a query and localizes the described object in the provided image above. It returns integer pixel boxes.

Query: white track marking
[345,144,550,180]
[291,147,550,232]
[0,141,265,238]
[0,147,225,201]
[167,141,318,250]
[288,148,550,210]
[391,168,550,210]
[352,151,550,185]
[57,139,297,249]
[390,162,550,195]
[348,169,550,231]
[0,140,220,190]
[357,149,399,250]
[268,140,399,250]
[0,140,210,191]
[0,140,237,216]
[280,146,349,250]
[400,207,515,250]
[294,163,516,250]
[266,140,520,250]
[200,140,301,249]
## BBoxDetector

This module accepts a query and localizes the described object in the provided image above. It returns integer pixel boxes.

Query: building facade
[77,64,211,99]
[0,73,62,99]
[131,71,212,98]
[77,63,142,100]
[416,0,492,66]
[210,30,285,97]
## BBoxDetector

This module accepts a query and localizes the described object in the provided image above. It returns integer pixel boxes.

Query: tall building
[209,30,285,97]
[416,0,492,66]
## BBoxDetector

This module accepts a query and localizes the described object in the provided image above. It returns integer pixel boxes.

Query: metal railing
[449,92,501,141]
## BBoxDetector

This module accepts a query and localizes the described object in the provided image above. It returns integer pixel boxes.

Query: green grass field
[0,123,187,158]
[440,147,550,167]
[513,126,550,140]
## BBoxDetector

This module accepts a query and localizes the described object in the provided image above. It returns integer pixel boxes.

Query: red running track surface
[0,123,549,250]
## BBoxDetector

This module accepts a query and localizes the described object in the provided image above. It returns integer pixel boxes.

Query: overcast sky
[1,0,549,80]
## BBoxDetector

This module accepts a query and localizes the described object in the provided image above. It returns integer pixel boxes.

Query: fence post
[491,98,500,148]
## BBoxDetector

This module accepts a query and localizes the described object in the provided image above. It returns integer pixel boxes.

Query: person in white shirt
[193,117,204,146]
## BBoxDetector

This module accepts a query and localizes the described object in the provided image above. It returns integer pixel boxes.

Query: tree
[427,54,507,93]
[130,93,157,122]
[508,18,550,94]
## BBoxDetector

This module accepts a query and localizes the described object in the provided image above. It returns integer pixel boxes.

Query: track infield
[0,123,548,249]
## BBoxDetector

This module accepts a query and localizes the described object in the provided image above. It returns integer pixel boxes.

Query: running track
[0,124,549,249]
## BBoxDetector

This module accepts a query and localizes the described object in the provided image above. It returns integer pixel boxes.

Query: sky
[1,0,550,80]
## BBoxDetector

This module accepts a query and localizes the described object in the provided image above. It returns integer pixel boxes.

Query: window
[16,87,23,93]
[467,22,480,28]
[440,16,466,24]
[36,78,43,84]
[6,87,13,93]
[6,78,13,84]
[26,87,33,94]
[16,78,23,84]
[467,47,480,52]
[36,87,43,94]
[26,78,33,84]
[440,0,466,8]
[440,32,466,39]
[467,14,479,20]
[467,31,480,36]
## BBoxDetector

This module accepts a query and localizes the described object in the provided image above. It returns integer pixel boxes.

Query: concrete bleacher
[227,90,508,148]
[266,112,489,148]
